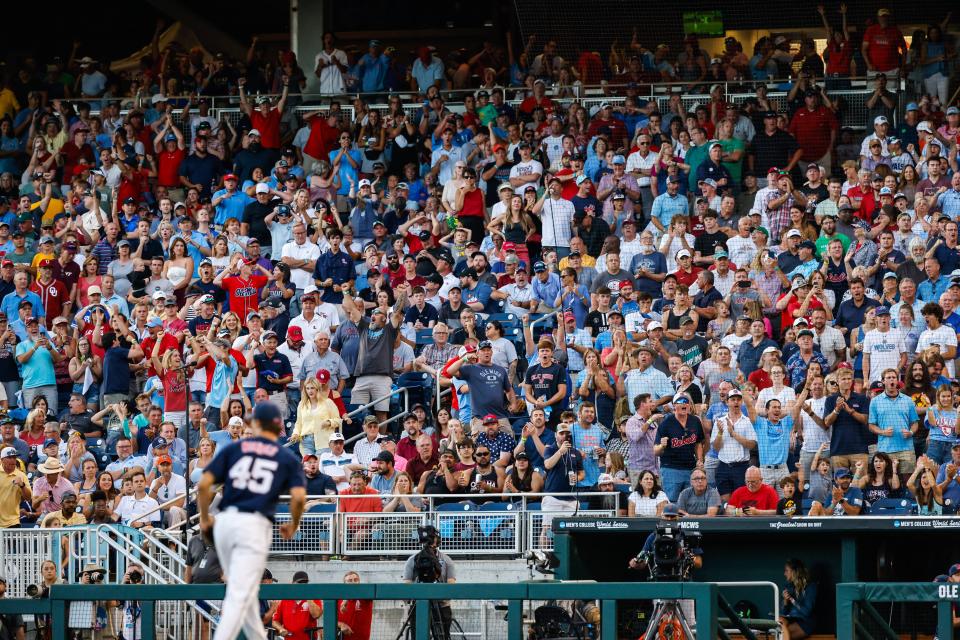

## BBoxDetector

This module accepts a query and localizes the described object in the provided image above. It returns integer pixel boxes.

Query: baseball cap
[146,317,164,328]
[948,107,960,116]
[556,424,572,434]
[43,438,59,448]
[834,468,852,479]
[676,249,691,259]
[646,321,663,331]
[248,128,262,137]
[0,447,17,459]
[762,346,781,355]
[152,436,169,448]
[533,261,547,272]
[727,388,743,398]
[785,229,802,239]
[156,454,173,465]
[597,473,615,484]
[662,503,681,517]
[292,570,310,584]
[228,416,244,427]
[253,402,283,428]
[612,155,626,165]
[874,116,889,126]
[672,393,692,405]
[329,432,345,442]
[875,306,890,316]
[287,325,304,342]
[255,183,270,194]
[477,340,494,350]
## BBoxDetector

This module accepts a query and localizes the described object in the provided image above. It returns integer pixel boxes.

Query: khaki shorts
[831,453,868,470]
[884,449,916,474]
[352,375,393,411]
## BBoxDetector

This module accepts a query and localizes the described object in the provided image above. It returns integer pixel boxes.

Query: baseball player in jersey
[198,401,306,640]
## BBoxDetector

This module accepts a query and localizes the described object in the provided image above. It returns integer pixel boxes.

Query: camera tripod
[642,599,696,640]
[395,599,465,640]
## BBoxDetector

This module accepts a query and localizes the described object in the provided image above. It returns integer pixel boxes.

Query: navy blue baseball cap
[253,402,284,429]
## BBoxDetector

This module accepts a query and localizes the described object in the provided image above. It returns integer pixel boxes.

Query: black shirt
[751,130,800,179]
[185,536,222,583]
[62,410,99,437]
[694,230,728,260]
[584,310,610,337]
[523,361,567,406]
[482,160,514,206]
[243,199,278,249]
[253,351,293,393]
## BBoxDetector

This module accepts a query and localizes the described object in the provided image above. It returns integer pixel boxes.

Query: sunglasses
[475,452,491,457]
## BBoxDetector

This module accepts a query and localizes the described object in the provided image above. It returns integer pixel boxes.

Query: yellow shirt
[293,398,343,450]
[0,469,28,527]
[30,200,66,226]
[41,510,87,527]
[31,251,56,271]
[0,89,19,121]
[559,254,596,270]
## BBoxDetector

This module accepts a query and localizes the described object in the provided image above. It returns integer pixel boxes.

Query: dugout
[552,517,960,634]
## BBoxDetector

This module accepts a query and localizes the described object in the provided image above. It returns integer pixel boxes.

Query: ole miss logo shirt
[222,275,268,324]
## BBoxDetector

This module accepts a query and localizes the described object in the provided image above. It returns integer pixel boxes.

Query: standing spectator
[178,135,223,200]
[824,367,870,470]
[16,316,63,413]
[711,388,757,501]
[357,40,390,93]
[750,113,802,188]
[0,447,30,527]
[869,368,919,473]
[314,32,349,96]
[271,571,321,640]
[654,392,705,501]
[788,90,838,173]
[341,292,403,425]
[861,9,908,77]
[445,339,520,428]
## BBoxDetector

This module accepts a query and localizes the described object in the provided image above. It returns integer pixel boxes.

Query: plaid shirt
[762,189,794,244]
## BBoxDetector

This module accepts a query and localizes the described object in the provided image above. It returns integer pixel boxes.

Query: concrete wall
[292,0,326,95]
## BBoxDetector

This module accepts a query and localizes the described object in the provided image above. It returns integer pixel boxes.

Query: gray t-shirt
[676,486,722,516]
[457,363,512,419]
[403,549,456,583]
[185,535,222,583]
[354,316,399,377]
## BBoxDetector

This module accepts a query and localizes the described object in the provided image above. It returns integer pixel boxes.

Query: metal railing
[266,492,617,556]
[836,582,957,640]
[0,580,722,640]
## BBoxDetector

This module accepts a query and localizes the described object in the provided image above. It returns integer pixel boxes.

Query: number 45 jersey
[204,437,306,519]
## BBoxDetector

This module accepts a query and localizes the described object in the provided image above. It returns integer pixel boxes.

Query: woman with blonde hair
[152,341,189,430]
[290,374,342,455]
[190,437,217,484]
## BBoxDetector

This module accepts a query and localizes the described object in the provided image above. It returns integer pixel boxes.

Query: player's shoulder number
[228,455,279,495]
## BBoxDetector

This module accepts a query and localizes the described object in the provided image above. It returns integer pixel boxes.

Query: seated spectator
[676,468,722,516]
[627,470,669,517]
[338,471,382,547]
[724,466,780,516]
[808,468,865,516]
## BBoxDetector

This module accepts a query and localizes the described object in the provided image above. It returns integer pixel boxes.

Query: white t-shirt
[625,150,656,187]
[862,328,905,382]
[917,325,959,376]
[541,135,566,170]
[509,160,544,194]
[628,490,668,517]
[540,197,575,248]
[280,240,321,290]
[757,386,797,415]
[114,494,161,526]
[150,473,186,505]
[814,325,847,369]
[314,49,348,95]
[799,396,830,453]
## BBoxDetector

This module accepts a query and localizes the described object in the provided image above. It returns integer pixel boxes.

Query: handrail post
[323,598,339,639]
[141,600,157,640]
[507,599,524,640]
[415,599,430,640]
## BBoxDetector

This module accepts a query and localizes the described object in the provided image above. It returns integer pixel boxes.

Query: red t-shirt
[162,369,188,413]
[825,40,853,76]
[29,279,69,329]
[222,275,269,324]
[729,484,780,512]
[518,96,555,117]
[338,487,383,513]
[672,267,702,289]
[250,109,282,149]
[748,369,772,391]
[157,148,186,187]
[458,188,485,218]
[788,107,838,162]
[334,599,373,640]
[273,599,323,640]
[117,169,149,205]
[141,332,181,377]
[783,294,824,329]
[82,325,106,360]
[862,24,906,71]
[303,116,340,160]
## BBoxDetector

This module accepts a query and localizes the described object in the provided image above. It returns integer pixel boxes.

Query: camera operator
[68,563,108,639]
[28,560,58,640]
[628,504,703,575]
[0,575,25,640]
[108,564,145,640]
[402,525,457,639]
[628,504,703,630]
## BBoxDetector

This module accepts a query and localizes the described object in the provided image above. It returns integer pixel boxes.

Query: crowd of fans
[0,8,958,549]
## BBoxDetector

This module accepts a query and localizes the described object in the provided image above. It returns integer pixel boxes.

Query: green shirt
[686,144,710,192]
[815,231,850,258]
[719,138,745,185]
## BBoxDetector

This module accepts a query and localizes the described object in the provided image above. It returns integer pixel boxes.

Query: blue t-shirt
[457,363,512,419]
[15,338,56,389]
[212,189,254,226]
[203,436,305,519]
[101,346,132,395]
[207,357,239,409]
[543,444,584,494]
[571,423,605,487]
[868,392,919,454]
[754,416,793,466]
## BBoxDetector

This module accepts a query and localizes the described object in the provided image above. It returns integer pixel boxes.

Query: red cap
[0,260,11,268]
[38,258,53,268]
[836,361,853,370]
[302,453,318,462]
[502,242,516,252]
[287,325,304,342]
[482,413,498,424]
[243,256,257,265]
[563,311,576,322]
[223,173,238,182]
[492,144,505,153]
[619,279,634,290]
[316,369,331,383]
